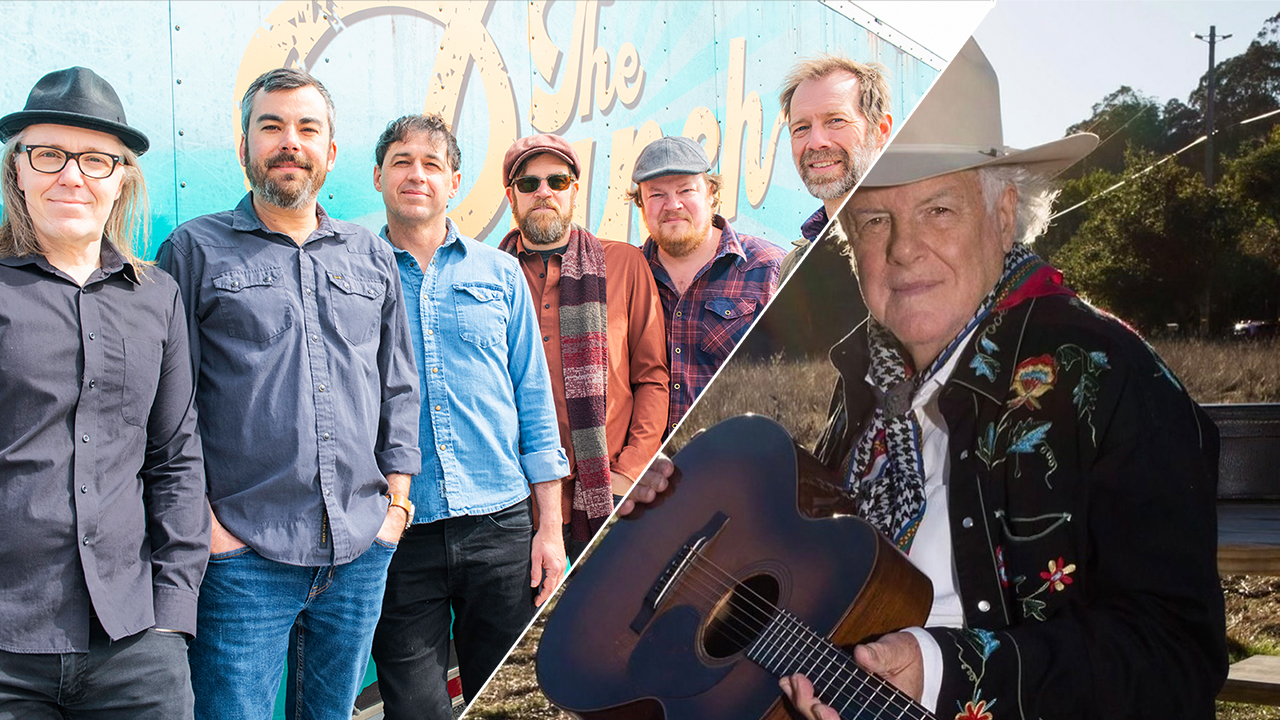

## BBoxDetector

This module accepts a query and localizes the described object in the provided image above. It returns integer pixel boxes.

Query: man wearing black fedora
[0,67,208,718]
[632,39,1226,719]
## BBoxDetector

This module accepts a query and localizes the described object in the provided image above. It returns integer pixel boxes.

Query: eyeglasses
[18,144,122,179]
[511,174,573,194]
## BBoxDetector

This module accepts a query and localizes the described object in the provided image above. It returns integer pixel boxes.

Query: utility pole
[1194,25,1231,187]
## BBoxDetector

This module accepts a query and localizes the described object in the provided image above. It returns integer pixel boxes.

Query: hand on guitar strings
[780,631,925,718]
[616,453,675,516]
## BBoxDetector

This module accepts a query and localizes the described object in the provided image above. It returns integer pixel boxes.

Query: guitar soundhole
[701,573,780,659]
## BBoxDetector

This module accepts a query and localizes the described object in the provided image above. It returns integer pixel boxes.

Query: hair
[977,166,1060,245]
[0,132,150,269]
[240,68,336,139]
[780,55,891,130]
[374,114,461,173]
[626,172,722,211]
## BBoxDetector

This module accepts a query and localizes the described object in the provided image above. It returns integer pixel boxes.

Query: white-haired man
[631,39,1226,719]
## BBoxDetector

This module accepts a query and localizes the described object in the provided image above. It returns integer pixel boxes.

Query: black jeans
[0,620,193,719]
[371,498,535,720]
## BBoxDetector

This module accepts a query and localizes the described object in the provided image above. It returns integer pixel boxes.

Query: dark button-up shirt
[157,194,421,566]
[0,242,208,652]
[643,215,784,432]
[384,221,568,524]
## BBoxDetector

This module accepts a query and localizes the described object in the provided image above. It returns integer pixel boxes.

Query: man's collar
[381,217,466,257]
[801,205,829,242]
[0,239,139,285]
[231,193,346,242]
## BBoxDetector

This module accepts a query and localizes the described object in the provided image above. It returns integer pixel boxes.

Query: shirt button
[977,600,991,613]
[674,347,681,354]
[439,444,446,451]
[962,517,974,529]
[82,434,90,443]
[88,380,96,388]
[673,383,680,390]
[88,332,96,340]
[324,489,332,497]
[724,310,732,316]
[318,384,326,392]
[306,289,313,296]
[675,311,682,317]
[434,405,441,411]
[232,280,240,287]
[432,368,439,374]
[543,336,549,342]
[427,329,433,336]
[960,450,969,459]
[82,535,90,545]
[539,273,545,278]
[322,432,331,440]
[81,485,88,493]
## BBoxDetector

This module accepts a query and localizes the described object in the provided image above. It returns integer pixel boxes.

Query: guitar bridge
[628,512,729,634]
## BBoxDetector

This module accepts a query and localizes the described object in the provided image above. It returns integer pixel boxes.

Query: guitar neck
[746,610,935,720]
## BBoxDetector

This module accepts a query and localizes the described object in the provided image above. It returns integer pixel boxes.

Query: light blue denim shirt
[384,219,569,523]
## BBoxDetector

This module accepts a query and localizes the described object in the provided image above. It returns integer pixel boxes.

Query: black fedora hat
[0,67,149,155]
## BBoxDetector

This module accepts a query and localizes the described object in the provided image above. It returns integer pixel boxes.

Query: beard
[798,130,881,201]
[245,150,327,211]
[649,212,712,259]
[516,198,575,246]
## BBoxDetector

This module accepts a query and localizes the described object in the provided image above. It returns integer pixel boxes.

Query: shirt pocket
[453,282,507,347]
[212,267,292,342]
[327,271,386,345]
[698,297,758,362]
[121,338,163,427]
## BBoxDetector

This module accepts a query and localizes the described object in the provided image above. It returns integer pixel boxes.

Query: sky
[849,1,1277,151]
[976,1,1279,149]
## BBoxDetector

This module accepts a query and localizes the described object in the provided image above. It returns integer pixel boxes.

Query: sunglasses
[511,174,574,194]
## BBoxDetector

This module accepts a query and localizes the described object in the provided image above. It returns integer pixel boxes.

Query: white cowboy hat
[862,38,1098,187]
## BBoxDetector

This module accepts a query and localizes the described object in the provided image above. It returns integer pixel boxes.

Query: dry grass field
[468,338,1280,720]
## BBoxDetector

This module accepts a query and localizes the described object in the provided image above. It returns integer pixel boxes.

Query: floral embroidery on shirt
[953,629,1001,720]
[1010,555,1079,620]
[968,314,1005,381]
[1040,556,1077,592]
[1009,355,1056,410]
[975,344,1110,485]
[956,698,995,720]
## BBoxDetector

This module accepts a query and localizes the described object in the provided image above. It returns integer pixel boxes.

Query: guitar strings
[667,561,928,720]
[657,550,932,720]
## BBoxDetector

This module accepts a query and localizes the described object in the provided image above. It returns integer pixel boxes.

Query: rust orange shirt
[513,234,670,520]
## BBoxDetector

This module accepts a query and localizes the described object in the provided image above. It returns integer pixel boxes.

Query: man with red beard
[498,134,668,561]
[157,69,420,720]
[779,56,894,279]
[628,136,785,433]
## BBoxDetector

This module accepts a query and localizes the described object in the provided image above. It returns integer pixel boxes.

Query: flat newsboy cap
[632,136,710,184]
[503,134,580,187]
[0,67,149,155]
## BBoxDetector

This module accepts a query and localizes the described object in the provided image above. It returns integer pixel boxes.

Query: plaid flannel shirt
[643,215,784,434]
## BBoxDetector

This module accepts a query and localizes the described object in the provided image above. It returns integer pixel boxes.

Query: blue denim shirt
[157,194,421,566]
[384,220,568,524]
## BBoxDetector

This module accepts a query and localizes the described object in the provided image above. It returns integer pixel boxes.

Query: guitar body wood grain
[538,415,933,720]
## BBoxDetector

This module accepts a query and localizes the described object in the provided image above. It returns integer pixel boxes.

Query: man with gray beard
[778,56,894,280]
[157,68,420,720]
[497,134,669,561]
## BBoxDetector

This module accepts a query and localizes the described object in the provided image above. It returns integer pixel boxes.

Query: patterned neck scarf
[501,225,613,542]
[849,244,1068,551]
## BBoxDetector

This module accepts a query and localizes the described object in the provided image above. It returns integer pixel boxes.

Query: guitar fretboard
[745,611,935,720]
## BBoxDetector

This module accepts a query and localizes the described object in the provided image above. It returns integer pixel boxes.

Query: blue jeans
[189,541,396,720]
[0,621,192,720]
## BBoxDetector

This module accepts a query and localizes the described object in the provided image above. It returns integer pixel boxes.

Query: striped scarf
[849,245,1072,551]
[501,226,613,542]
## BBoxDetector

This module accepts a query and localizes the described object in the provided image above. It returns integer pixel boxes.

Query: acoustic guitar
[537,415,936,720]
